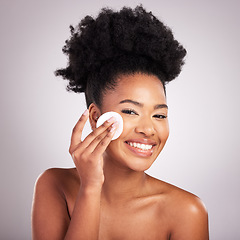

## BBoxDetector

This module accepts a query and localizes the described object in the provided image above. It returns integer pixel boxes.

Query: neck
[101,157,147,204]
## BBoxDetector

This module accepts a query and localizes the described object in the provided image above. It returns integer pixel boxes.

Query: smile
[126,142,153,151]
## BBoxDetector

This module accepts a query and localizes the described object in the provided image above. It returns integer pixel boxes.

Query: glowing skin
[32,72,209,240]
[93,73,169,172]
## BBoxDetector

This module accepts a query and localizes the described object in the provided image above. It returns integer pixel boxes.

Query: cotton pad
[96,111,123,140]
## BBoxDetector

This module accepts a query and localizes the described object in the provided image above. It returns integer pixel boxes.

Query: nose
[135,116,155,137]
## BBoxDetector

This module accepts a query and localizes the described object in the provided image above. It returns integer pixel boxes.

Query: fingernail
[107,116,116,123]
[82,109,89,116]
[110,122,119,132]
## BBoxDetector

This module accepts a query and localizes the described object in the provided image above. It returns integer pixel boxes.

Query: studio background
[1,0,239,239]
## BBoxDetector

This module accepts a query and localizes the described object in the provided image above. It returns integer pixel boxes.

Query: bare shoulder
[32,168,79,240]
[146,175,209,239]
[147,175,207,212]
[33,167,80,210]
[35,167,78,186]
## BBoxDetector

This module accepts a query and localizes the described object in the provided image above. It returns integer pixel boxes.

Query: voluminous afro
[55,5,187,107]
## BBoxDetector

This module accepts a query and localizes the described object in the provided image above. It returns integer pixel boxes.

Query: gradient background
[1,0,239,239]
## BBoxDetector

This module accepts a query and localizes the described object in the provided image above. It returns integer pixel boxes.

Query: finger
[73,123,118,163]
[79,116,116,150]
[70,115,116,155]
[71,123,118,167]
[91,122,119,156]
[84,122,118,153]
[70,109,89,153]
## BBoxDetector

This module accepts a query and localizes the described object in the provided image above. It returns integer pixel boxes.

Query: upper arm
[31,169,70,240]
[170,196,209,240]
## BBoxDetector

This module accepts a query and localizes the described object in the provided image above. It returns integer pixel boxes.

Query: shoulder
[169,187,209,239]
[36,167,78,180]
[169,185,208,224]
[146,176,209,239]
[169,186,209,239]
[147,175,207,214]
[34,167,79,190]
[32,168,79,239]
[33,167,79,210]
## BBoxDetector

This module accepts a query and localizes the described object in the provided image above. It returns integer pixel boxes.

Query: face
[92,73,169,172]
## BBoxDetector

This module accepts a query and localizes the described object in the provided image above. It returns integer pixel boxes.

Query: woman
[32,5,209,240]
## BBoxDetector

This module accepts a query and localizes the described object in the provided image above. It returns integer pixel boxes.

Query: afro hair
[55,5,187,107]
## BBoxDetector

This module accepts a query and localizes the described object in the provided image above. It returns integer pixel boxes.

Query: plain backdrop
[1,0,240,239]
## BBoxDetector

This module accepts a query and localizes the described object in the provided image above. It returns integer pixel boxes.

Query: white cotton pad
[96,111,123,140]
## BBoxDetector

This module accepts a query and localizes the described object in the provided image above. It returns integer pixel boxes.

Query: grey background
[1,0,239,239]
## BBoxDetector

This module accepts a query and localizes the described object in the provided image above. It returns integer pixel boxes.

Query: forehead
[101,73,166,107]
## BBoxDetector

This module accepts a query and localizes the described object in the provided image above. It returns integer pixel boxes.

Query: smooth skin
[32,73,209,240]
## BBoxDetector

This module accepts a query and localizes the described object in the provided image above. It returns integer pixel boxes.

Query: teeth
[127,142,153,151]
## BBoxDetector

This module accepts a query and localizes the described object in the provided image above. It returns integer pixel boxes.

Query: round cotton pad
[96,111,123,140]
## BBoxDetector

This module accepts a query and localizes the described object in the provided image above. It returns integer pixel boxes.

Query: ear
[88,103,101,130]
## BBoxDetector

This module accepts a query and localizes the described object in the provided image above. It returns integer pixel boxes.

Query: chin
[129,163,153,172]
[127,155,158,171]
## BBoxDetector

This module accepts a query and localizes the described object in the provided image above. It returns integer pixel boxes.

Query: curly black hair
[55,5,186,108]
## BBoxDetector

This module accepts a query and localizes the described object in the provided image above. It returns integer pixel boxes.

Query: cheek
[157,121,169,142]
[122,121,132,134]
[119,117,169,140]
[119,117,134,137]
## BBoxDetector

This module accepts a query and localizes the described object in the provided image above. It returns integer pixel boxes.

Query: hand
[69,109,118,189]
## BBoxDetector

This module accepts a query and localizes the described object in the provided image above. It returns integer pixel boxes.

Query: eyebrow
[119,99,168,109]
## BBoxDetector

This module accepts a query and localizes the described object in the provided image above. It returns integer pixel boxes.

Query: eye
[153,114,167,119]
[121,109,138,115]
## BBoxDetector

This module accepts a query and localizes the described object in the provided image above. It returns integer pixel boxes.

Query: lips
[125,139,157,157]
[127,142,153,150]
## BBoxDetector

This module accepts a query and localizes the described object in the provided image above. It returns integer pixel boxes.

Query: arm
[32,169,70,240]
[64,186,102,240]
[170,196,209,240]
[32,109,118,240]
[32,170,102,240]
